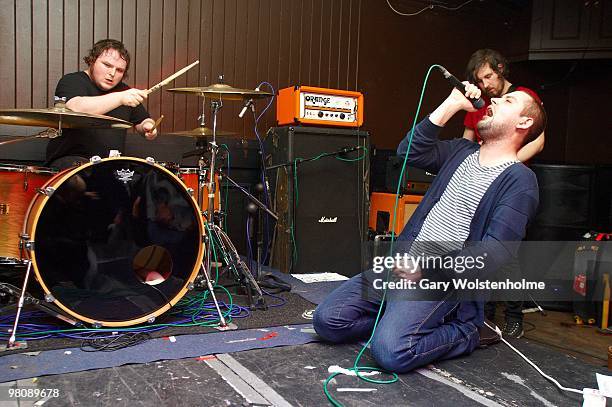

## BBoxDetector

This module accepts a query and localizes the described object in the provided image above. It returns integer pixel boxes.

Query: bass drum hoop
[22,156,205,327]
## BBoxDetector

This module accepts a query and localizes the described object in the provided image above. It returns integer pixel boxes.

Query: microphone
[436,65,485,109]
[238,86,260,118]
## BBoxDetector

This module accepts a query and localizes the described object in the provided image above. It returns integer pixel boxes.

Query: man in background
[463,48,545,338]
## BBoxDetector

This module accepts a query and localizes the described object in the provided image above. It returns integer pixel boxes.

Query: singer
[313,82,546,373]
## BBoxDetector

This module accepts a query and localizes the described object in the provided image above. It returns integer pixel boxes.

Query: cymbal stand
[203,96,268,309]
[0,128,60,147]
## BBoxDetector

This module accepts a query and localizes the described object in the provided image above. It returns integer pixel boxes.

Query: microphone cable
[323,64,443,406]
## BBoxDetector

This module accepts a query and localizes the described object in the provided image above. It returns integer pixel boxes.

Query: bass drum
[22,157,204,327]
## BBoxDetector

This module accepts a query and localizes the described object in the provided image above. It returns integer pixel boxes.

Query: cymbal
[164,126,237,138]
[0,106,133,129]
[167,83,273,100]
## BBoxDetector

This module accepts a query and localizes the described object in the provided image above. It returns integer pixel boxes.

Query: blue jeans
[313,270,481,373]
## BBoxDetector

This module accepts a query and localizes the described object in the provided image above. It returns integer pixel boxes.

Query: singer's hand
[448,82,481,112]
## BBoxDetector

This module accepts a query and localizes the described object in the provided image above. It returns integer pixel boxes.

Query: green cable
[334,146,369,162]
[323,65,440,406]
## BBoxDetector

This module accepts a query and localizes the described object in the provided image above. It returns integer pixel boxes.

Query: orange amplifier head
[276,85,364,127]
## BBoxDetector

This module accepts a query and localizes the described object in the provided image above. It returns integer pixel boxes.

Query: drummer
[46,39,158,169]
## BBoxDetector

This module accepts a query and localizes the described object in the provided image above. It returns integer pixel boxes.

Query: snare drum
[22,157,204,327]
[178,168,220,214]
[0,164,57,264]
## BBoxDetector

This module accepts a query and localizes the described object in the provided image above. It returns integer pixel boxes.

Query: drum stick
[146,60,199,95]
[150,115,164,131]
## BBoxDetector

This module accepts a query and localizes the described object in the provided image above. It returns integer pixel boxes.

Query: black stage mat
[0,290,316,355]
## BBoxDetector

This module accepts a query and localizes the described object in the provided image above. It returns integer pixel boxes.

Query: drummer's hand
[140,118,158,140]
[120,88,148,107]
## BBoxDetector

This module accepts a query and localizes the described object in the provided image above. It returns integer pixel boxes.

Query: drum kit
[0,75,277,347]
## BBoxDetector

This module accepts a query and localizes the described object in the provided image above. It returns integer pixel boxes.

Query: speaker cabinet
[531,164,595,228]
[265,126,369,276]
[369,192,423,235]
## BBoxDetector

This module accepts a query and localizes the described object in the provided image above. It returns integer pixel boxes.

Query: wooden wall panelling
[173,0,189,131]
[199,0,214,133]
[78,0,94,75]
[63,0,79,76]
[338,0,351,90]
[107,0,123,40]
[309,0,323,87]
[161,0,176,131]
[32,0,48,108]
[299,0,312,87]
[121,0,136,88]
[148,0,164,129]
[348,0,360,91]
[255,0,273,133]
[288,0,301,87]
[93,0,108,44]
[15,0,32,108]
[318,0,331,89]
[47,0,63,106]
[328,0,341,89]
[0,0,16,108]
[222,0,237,132]
[185,0,202,130]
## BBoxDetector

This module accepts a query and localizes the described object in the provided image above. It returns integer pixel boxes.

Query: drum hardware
[37,186,56,197]
[1,280,83,348]
[0,128,59,147]
[205,224,267,310]
[171,75,275,310]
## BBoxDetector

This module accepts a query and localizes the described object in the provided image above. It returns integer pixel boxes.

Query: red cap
[517,87,543,106]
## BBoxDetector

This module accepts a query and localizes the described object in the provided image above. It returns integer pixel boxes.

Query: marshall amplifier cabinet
[264,126,369,276]
[276,86,364,128]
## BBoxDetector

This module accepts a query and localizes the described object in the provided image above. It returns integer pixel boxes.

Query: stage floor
[0,272,609,406]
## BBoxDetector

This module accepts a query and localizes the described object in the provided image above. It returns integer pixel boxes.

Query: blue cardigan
[396,117,539,324]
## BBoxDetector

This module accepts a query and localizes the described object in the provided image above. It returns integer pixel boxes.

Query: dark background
[0,0,610,165]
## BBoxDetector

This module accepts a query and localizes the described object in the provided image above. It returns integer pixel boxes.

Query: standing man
[46,39,158,169]
[314,83,546,373]
[463,49,544,162]
[463,49,545,337]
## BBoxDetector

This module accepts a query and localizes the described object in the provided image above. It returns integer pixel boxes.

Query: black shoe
[502,320,524,339]
[478,320,501,348]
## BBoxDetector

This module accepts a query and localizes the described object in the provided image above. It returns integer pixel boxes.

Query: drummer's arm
[135,118,158,140]
[65,88,149,116]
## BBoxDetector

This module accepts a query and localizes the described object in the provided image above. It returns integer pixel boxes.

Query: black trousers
[484,258,524,322]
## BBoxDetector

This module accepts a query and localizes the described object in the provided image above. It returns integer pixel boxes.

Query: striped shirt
[411,150,517,256]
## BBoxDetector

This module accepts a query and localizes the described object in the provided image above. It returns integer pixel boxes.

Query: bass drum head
[26,157,204,326]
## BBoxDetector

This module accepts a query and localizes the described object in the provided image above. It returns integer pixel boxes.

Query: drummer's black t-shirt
[45,71,150,164]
